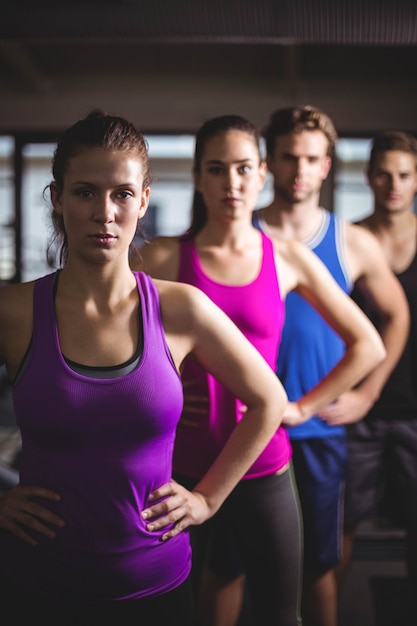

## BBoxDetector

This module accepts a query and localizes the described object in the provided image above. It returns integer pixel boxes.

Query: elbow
[371,334,387,368]
[355,329,386,375]
[269,387,288,431]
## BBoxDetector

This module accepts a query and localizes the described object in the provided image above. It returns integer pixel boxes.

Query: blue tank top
[1,271,190,601]
[254,210,352,439]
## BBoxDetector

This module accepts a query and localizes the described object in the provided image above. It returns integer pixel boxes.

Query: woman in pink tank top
[135,115,385,626]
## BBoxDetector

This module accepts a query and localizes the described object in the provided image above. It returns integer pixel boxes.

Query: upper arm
[0,282,34,379]
[346,225,410,327]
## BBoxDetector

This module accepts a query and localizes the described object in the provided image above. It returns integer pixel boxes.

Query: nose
[224,168,240,189]
[295,158,306,177]
[390,175,401,192]
[93,195,115,223]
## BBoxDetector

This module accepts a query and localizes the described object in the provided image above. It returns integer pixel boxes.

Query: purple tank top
[1,271,190,601]
[174,232,291,479]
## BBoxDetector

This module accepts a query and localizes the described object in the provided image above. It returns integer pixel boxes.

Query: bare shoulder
[345,220,379,244]
[355,215,375,231]
[152,278,234,362]
[0,281,35,367]
[272,237,311,262]
[0,280,34,321]
[344,221,389,280]
[153,278,211,328]
[272,237,329,297]
[345,220,385,257]
[134,236,181,280]
[153,277,201,305]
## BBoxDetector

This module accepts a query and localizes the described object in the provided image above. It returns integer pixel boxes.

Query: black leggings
[0,574,195,626]
[176,465,303,626]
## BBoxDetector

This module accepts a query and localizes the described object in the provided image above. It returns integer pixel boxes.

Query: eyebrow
[375,167,412,175]
[204,158,255,165]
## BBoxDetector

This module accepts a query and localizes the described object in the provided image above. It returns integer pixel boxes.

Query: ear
[321,155,332,180]
[258,160,267,190]
[50,182,63,214]
[138,187,151,219]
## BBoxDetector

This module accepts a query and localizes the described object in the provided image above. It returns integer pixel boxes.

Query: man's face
[368,150,417,215]
[267,130,331,204]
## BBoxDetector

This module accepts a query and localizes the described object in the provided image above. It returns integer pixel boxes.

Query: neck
[58,258,136,302]
[368,205,416,233]
[197,216,258,249]
[261,197,323,242]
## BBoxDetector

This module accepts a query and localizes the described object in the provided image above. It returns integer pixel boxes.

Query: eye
[207,166,224,175]
[76,188,94,198]
[117,190,134,200]
[238,164,251,175]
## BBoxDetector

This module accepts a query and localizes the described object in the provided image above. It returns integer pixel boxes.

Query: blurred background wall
[0,0,416,135]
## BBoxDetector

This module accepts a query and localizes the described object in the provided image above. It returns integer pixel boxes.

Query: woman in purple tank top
[135,115,385,626]
[0,111,291,625]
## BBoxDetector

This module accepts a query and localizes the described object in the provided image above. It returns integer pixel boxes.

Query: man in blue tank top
[253,106,410,626]
[339,131,417,608]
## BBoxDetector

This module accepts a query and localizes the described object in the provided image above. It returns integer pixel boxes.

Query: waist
[0,530,191,601]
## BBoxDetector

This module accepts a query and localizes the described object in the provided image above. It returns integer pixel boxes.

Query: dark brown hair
[263,105,338,157]
[47,109,151,267]
[368,130,417,173]
[182,114,262,240]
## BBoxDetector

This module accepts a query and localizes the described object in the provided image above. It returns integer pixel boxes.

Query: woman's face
[195,129,266,224]
[51,147,150,265]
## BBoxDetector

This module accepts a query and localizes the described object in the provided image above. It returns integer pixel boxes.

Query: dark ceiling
[1,0,416,95]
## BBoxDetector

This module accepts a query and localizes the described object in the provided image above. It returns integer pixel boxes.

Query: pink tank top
[174,232,291,479]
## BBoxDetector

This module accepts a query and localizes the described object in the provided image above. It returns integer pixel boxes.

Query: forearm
[297,338,385,421]
[192,401,285,515]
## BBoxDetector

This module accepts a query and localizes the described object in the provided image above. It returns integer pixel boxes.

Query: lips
[292,181,307,191]
[91,233,116,239]
[90,233,117,244]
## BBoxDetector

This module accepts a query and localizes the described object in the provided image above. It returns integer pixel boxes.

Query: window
[333,138,373,223]
[0,137,15,282]
[3,134,383,284]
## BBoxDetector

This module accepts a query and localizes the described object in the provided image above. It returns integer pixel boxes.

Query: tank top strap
[32,271,60,358]
[133,271,175,368]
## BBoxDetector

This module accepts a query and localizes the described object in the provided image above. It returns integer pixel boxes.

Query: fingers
[143,492,184,522]
[142,481,185,524]
[182,393,209,415]
[0,485,65,546]
[142,500,190,540]
[147,480,178,503]
[1,512,62,546]
[144,506,190,540]
[142,481,206,540]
